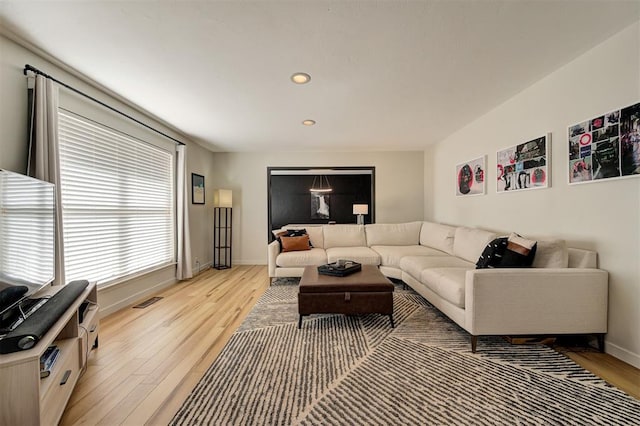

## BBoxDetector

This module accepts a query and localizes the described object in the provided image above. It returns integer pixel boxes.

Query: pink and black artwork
[569,101,640,184]
[497,135,550,193]
[455,156,485,196]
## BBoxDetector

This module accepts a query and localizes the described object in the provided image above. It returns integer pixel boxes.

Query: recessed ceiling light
[302,119,316,126]
[291,72,311,84]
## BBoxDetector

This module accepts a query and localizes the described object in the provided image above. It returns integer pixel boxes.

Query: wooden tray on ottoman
[317,261,362,277]
[298,265,394,328]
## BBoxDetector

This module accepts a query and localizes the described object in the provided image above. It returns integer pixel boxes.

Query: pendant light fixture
[310,174,332,193]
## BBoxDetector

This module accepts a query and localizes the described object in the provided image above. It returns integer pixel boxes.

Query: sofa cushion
[453,227,497,263]
[420,268,468,308]
[365,222,422,246]
[371,245,448,269]
[280,235,312,252]
[476,237,508,269]
[500,233,537,267]
[325,247,381,265]
[277,225,324,249]
[400,255,475,280]
[532,239,569,268]
[476,234,537,269]
[420,222,456,255]
[273,228,312,249]
[271,228,311,251]
[276,248,328,267]
[323,224,366,248]
[568,248,597,268]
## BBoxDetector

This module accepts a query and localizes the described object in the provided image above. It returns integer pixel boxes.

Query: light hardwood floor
[61,265,639,425]
[562,349,640,399]
[61,265,270,426]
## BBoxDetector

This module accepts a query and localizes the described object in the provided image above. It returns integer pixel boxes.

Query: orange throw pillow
[280,235,311,252]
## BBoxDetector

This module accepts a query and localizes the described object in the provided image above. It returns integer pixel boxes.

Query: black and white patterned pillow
[476,234,537,269]
[500,233,537,267]
[476,237,508,269]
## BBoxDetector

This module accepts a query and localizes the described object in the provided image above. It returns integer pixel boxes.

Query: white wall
[187,148,217,273]
[0,34,216,315]
[211,151,424,264]
[427,22,640,367]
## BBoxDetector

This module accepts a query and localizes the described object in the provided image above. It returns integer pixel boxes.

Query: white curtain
[176,144,193,280]
[27,74,66,285]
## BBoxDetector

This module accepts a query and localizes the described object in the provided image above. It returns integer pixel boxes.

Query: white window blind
[0,171,55,288]
[57,110,175,286]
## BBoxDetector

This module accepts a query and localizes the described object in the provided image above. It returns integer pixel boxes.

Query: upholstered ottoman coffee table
[298,265,395,328]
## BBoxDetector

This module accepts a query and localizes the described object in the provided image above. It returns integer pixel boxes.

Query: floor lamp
[213,189,232,269]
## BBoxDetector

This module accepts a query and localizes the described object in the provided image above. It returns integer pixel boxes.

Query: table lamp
[353,204,368,225]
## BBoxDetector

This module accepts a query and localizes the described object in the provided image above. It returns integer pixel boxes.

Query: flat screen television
[0,169,55,317]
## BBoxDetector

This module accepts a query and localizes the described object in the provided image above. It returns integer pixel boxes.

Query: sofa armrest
[268,240,281,278]
[465,268,608,336]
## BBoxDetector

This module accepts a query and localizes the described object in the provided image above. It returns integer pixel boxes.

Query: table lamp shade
[353,204,368,215]
[213,189,233,207]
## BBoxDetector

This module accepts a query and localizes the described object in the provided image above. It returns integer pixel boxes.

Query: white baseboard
[233,259,267,265]
[193,261,212,275]
[98,276,177,318]
[606,341,640,369]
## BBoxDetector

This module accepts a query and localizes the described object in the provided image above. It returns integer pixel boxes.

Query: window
[57,109,175,286]
[0,170,55,289]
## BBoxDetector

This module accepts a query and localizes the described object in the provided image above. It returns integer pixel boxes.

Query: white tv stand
[0,281,99,425]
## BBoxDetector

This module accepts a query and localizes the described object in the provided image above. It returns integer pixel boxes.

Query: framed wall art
[497,134,550,193]
[310,192,330,219]
[568,101,640,185]
[191,173,205,204]
[455,156,486,196]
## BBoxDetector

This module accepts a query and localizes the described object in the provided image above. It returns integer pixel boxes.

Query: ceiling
[1,1,639,153]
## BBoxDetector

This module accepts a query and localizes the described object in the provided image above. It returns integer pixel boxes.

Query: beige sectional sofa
[268,222,608,352]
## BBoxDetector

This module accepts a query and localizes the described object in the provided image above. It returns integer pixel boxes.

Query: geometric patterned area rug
[171,280,640,425]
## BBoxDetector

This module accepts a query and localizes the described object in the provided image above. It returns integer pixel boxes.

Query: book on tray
[318,260,362,276]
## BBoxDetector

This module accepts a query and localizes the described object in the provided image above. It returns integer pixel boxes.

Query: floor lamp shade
[213,189,233,208]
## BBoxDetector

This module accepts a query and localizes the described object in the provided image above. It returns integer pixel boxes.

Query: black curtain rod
[23,64,185,146]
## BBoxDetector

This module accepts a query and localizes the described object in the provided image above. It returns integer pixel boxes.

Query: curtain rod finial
[24,64,36,76]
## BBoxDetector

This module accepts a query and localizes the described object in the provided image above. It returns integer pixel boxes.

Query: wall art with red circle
[455,156,486,196]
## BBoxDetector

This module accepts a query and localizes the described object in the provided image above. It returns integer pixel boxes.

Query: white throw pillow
[532,239,569,268]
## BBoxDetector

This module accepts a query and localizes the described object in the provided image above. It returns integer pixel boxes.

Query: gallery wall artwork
[568,101,640,184]
[496,134,550,193]
[455,156,485,196]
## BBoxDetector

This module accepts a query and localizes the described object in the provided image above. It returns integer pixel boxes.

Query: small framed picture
[192,173,205,204]
[455,156,486,196]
